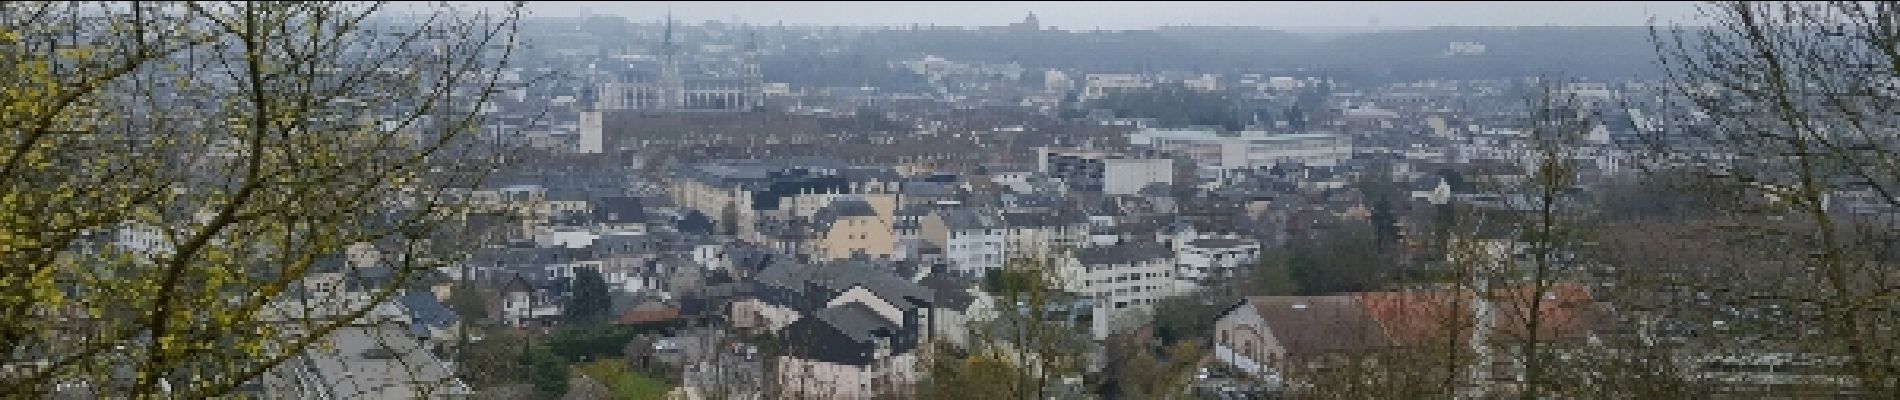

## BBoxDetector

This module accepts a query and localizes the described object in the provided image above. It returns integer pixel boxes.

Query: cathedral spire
[659,8,683,110]
[662,8,677,55]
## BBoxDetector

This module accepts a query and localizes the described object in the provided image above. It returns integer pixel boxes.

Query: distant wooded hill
[762,26,1663,87]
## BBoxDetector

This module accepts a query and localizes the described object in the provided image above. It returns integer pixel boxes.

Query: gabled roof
[918,275,978,310]
[815,302,896,343]
[820,199,880,219]
[1240,295,1391,356]
[754,260,934,311]
[1354,289,1478,347]
[1487,282,1607,341]
[499,275,535,294]
[399,291,459,331]
[935,208,998,231]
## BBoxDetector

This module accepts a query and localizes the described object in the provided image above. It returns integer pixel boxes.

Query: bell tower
[659,10,684,110]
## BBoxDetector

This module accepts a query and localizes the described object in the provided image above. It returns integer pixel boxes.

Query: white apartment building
[1174,236,1261,282]
[577,110,603,154]
[1182,73,1222,92]
[1039,147,1174,195]
[1102,158,1173,196]
[1056,243,1197,339]
[1000,213,1089,261]
[1131,128,1351,169]
[1083,73,1154,100]
[921,209,1007,277]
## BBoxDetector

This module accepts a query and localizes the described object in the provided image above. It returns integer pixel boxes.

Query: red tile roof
[615,305,682,326]
[1486,282,1607,342]
[1354,289,1480,347]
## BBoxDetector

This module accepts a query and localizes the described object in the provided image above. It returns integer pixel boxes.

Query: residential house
[1212,284,1610,394]
[398,291,462,346]
[1211,296,1389,381]
[920,208,1006,277]
[730,261,936,400]
[813,199,896,261]
[497,275,563,328]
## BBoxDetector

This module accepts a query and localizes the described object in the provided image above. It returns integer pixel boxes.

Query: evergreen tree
[565,268,613,326]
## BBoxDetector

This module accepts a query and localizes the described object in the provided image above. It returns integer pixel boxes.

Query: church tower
[743,30,763,111]
[659,11,684,110]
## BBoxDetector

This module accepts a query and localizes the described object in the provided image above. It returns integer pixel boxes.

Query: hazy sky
[498,1,1705,30]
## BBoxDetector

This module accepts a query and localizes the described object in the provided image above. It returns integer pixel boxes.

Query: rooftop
[283,326,469,399]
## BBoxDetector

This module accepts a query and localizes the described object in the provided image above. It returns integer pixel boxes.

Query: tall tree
[1646,1,1900,395]
[566,267,613,326]
[921,257,1092,400]
[0,2,522,397]
[1483,80,1595,399]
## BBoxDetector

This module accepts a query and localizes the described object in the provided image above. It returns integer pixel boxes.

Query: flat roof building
[1131,128,1350,170]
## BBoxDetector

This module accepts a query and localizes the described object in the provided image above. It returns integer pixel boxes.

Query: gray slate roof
[825,199,879,218]
[937,208,999,231]
[1001,212,1084,229]
[1073,242,1172,265]
[1186,238,1250,249]
[815,302,895,343]
[755,260,934,310]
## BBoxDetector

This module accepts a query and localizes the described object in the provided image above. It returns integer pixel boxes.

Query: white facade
[1083,73,1153,100]
[1057,252,1197,339]
[501,290,562,327]
[1447,41,1488,56]
[533,229,599,249]
[776,354,920,400]
[1004,224,1087,261]
[1132,129,1351,169]
[113,222,171,255]
[1182,74,1221,92]
[1174,237,1262,282]
[991,171,1035,193]
[1101,158,1173,195]
[1044,69,1074,93]
[922,211,1008,276]
[577,111,603,154]
[692,244,729,272]
[944,228,1007,276]
[1213,303,1275,377]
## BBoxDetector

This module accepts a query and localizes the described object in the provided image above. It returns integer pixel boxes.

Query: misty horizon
[454,1,1708,30]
